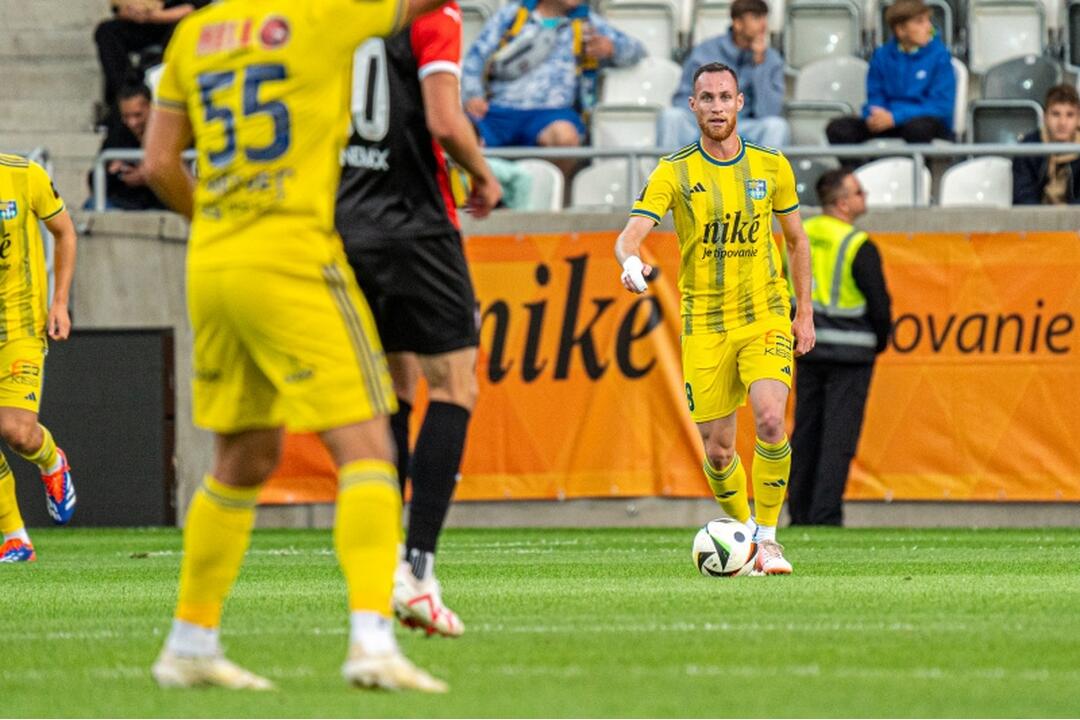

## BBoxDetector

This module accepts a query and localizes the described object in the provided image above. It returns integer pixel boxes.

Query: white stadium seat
[600,57,682,106]
[514,159,565,211]
[784,56,866,145]
[571,159,652,209]
[603,1,679,60]
[783,0,863,72]
[939,157,1013,207]
[951,57,969,138]
[854,157,932,207]
[460,3,491,54]
[591,105,663,148]
[692,0,734,45]
[967,0,1045,74]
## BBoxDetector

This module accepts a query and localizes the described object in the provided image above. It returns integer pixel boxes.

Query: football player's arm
[777,210,815,357]
[43,210,77,341]
[144,107,195,220]
[422,74,501,217]
[614,217,659,294]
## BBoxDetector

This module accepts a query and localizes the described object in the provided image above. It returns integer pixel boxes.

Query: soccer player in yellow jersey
[614,63,815,574]
[0,155,78,563]
[143,0,452,693]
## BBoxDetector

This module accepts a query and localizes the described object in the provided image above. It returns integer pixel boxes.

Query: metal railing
[89,142,1080,211]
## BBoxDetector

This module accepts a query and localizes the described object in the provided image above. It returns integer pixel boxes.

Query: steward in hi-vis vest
[788,168,892,527]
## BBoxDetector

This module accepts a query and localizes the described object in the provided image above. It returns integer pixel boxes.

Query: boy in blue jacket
[826,0,954,149]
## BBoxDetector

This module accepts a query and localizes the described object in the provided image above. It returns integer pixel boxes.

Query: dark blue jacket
[863,37,955,131]
[1011,129,1080,205]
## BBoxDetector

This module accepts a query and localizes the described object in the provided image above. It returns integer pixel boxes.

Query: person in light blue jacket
[826,0,955,149]
[657,0,789,150]
[461,0,645,173]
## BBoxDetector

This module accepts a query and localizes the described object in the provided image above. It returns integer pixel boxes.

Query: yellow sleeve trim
[40,203,66,221]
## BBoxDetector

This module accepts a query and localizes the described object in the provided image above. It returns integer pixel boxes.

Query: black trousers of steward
[788,360,875,526]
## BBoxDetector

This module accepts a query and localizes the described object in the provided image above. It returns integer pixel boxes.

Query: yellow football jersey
[631,137,800,336]
[155,0,403,271]
[0,155,64,342]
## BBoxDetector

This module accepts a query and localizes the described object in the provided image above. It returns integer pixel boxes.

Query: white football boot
[753,539,794,575]
[341,645,448,693]
[152,650,275,690]
[392,563,464,638]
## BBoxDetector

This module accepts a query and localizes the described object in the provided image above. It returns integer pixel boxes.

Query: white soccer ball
[692,518,757,577]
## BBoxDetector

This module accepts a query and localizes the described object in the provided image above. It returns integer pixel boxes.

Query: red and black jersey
[335,3,462,242]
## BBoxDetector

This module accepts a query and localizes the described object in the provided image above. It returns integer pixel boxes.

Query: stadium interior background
[2,0,1078,529]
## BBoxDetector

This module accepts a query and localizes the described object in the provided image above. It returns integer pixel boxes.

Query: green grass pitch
[2,526,1079,717]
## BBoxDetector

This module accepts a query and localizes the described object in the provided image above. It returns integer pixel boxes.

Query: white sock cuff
[755,524,776,542]
[350,611,397,654]
[165,619,220,657]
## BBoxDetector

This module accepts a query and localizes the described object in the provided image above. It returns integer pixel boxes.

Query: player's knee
[755,410,786,442]
[0,417,38,454]
[705,444,736,471]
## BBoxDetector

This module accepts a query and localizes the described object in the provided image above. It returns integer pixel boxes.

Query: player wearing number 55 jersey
[614,63,815,575]
[336,2,501,640]
[145,0,451,693]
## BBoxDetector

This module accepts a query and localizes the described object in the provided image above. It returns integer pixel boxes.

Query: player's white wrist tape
[621,255,647,292]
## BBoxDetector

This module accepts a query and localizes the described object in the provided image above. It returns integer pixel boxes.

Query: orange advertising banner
[261,230,1080,504]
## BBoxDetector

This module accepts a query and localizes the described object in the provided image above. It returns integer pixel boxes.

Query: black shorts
[344,232,479,355]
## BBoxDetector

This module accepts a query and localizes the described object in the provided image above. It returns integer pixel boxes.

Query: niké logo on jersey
[0,201,17,220]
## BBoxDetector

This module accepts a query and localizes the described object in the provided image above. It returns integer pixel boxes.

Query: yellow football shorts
[0,336,47,413]
[189,258,396,434]
[681,317,794,423]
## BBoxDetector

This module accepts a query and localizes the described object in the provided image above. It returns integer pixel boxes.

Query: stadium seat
[968,99,1044,142]
[791,55,868,107]
[876,0,955,50]
[939,156,1013,207]
[785,102,853,145]
[791,157,838,205]
[144,63,164,100]
[460,0,504,17]
[599,57,682,106]
[951,57,970,138]
[783,0,863,73]
[981,54,1062,103]
[967,0,1046,74]
[603,1,680,60]
[461,3,491,54]
[514,159,565,211]
[784,55,866,145]
[853,157,932,207]
[1068,0,1080,72]
[691,0,734,46]
[570,159,652,208]
[590,105,662,148]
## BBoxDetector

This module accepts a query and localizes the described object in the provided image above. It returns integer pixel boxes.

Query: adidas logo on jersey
[689,182,706,194]
[23,392,36,401]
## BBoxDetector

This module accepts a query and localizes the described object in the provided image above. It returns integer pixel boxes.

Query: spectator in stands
[826,0,954,151]
[1012,84,1080,206]
[95,1,211,123]
[86,84,165,211]
[461,0,646,174]
[657,0,788,150]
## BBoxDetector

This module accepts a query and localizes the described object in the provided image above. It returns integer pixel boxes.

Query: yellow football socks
[21,424,59,471]
[703,455,751,525]
[0,453,24,535]
[752,436,792,529]
[175,475,259,628]
[334,459,402,615]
